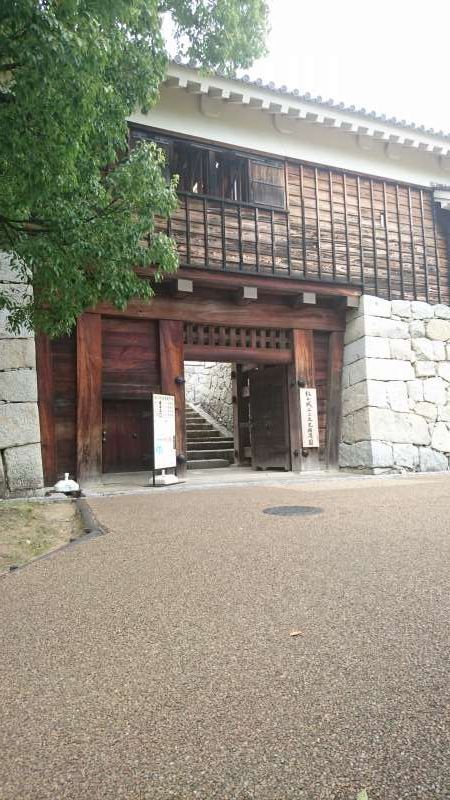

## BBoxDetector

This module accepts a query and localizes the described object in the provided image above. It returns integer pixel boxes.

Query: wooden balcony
[154,180,450,304]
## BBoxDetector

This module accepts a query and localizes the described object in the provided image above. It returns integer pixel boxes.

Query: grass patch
[0,499,84,572]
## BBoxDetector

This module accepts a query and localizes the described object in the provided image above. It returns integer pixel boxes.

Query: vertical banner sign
[152,394,177,470]
[300,387,319,448]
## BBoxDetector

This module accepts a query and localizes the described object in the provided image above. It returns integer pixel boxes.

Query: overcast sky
[240,0,450,133]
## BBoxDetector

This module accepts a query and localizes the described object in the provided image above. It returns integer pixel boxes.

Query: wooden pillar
[326,331,344,466]
[35,333,57,485]
[76,314,102,484]
[288,329,320,472]
[159,320,186,477]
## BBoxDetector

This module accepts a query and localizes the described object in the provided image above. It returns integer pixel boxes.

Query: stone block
[409,320,425,338]
[338,440,393,469]
[414,402,437,421]
[438,363,450,382]
[433,304,450,320]
[0,369,37,402]
[390,339,414,360]
[411,301,434,320]
[415,361,436,378]
[0,338,36,370]
[419,447,448,472]
[359,295,391,318]
[362,407,430,445]
[391,300,412,318]
[341,365,351,389]
[4,443,44,492]
[386,381,409,412]
[407,379,424,402]
[366,380,389,408]
[393,444,418,470]
[412,338,436,361]
[343,336,390,365]
[0,253,27,284]
[341,413,354,443]
[365,316,409,339]
[431,422,450,452]
[0,403,41,449]
[426,319,450,341]
[344,315,365,345]
[423,377,447,405]
[342,383,367,416]
[437,403,450,422]
[365,359,414,382]
[432,341,446,361]
[348,359,367,386]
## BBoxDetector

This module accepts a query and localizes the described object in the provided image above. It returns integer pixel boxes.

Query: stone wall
[0,254,44,497]
[185,361,233,432]
[340,294,450,472]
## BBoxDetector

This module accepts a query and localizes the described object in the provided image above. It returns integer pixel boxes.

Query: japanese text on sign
[153,394,177,470]
[300,387,319,448]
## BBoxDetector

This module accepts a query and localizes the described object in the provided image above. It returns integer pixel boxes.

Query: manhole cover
[263,505,323,517]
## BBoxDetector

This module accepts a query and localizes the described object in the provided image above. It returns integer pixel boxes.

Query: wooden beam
[326,331,344,466]
[159,320,186,477]
[93,295,346,332]
[184,345,292,364]
[35,333,57,485]
[235,285,258,305]
[143,267,362,300]
[76,314,102,484]
[291,330,320,472]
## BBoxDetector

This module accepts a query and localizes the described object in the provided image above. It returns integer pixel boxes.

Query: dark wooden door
[249,365,291,470]
[102,400,153,473]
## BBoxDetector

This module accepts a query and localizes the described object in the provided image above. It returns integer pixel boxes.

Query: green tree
[0,1,268,336]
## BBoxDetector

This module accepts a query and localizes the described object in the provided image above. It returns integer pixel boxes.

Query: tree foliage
[0,0,268,335]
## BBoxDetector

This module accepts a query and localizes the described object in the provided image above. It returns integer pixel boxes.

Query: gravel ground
[1,474,449,800]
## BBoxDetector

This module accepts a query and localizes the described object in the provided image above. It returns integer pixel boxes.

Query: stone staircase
[186,405,234,469]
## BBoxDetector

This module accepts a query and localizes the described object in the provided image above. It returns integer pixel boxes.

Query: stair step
[187,458,231,470]
[188,448,234,460]
[187,439,234,450]
[187,430,224,439]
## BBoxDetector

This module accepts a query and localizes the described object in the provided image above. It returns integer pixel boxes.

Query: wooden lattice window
[183,324,292,351]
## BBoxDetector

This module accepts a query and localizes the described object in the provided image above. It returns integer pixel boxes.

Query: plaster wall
[185,361,233,432]
[340,295,450,472]
[0,254,44,497]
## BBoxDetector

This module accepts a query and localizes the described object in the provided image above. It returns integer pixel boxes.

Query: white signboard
[153,394,177,470]
[300,387,319,448]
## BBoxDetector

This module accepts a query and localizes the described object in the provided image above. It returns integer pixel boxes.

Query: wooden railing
[157,191,292,277]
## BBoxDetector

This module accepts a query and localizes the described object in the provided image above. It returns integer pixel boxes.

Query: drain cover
[263,505,323,517]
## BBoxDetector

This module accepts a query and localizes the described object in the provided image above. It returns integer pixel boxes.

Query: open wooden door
[249,365,291,470]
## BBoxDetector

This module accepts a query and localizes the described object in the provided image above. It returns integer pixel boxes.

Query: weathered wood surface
[92,294,346,332]
[77,314,102,483]
[159,320,186,477]
[184,345,292,364]
[153,172,449,304]
[102,317,160,399]
[291,330,320,471]
[35,334,57,485]
[326,331,344,466]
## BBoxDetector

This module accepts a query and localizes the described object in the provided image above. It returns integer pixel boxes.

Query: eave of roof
[163,60,450,160]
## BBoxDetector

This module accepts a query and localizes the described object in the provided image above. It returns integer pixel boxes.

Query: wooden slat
[76,314,102,483]
[326,331,344,466]
[35,333,57,485]
[159,320,186,477]
[419,189,430,303]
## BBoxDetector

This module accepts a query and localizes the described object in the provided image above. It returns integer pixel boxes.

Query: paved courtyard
[1,473,449,800]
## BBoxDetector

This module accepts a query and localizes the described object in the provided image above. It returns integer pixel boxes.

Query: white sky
[241,0,450,133]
